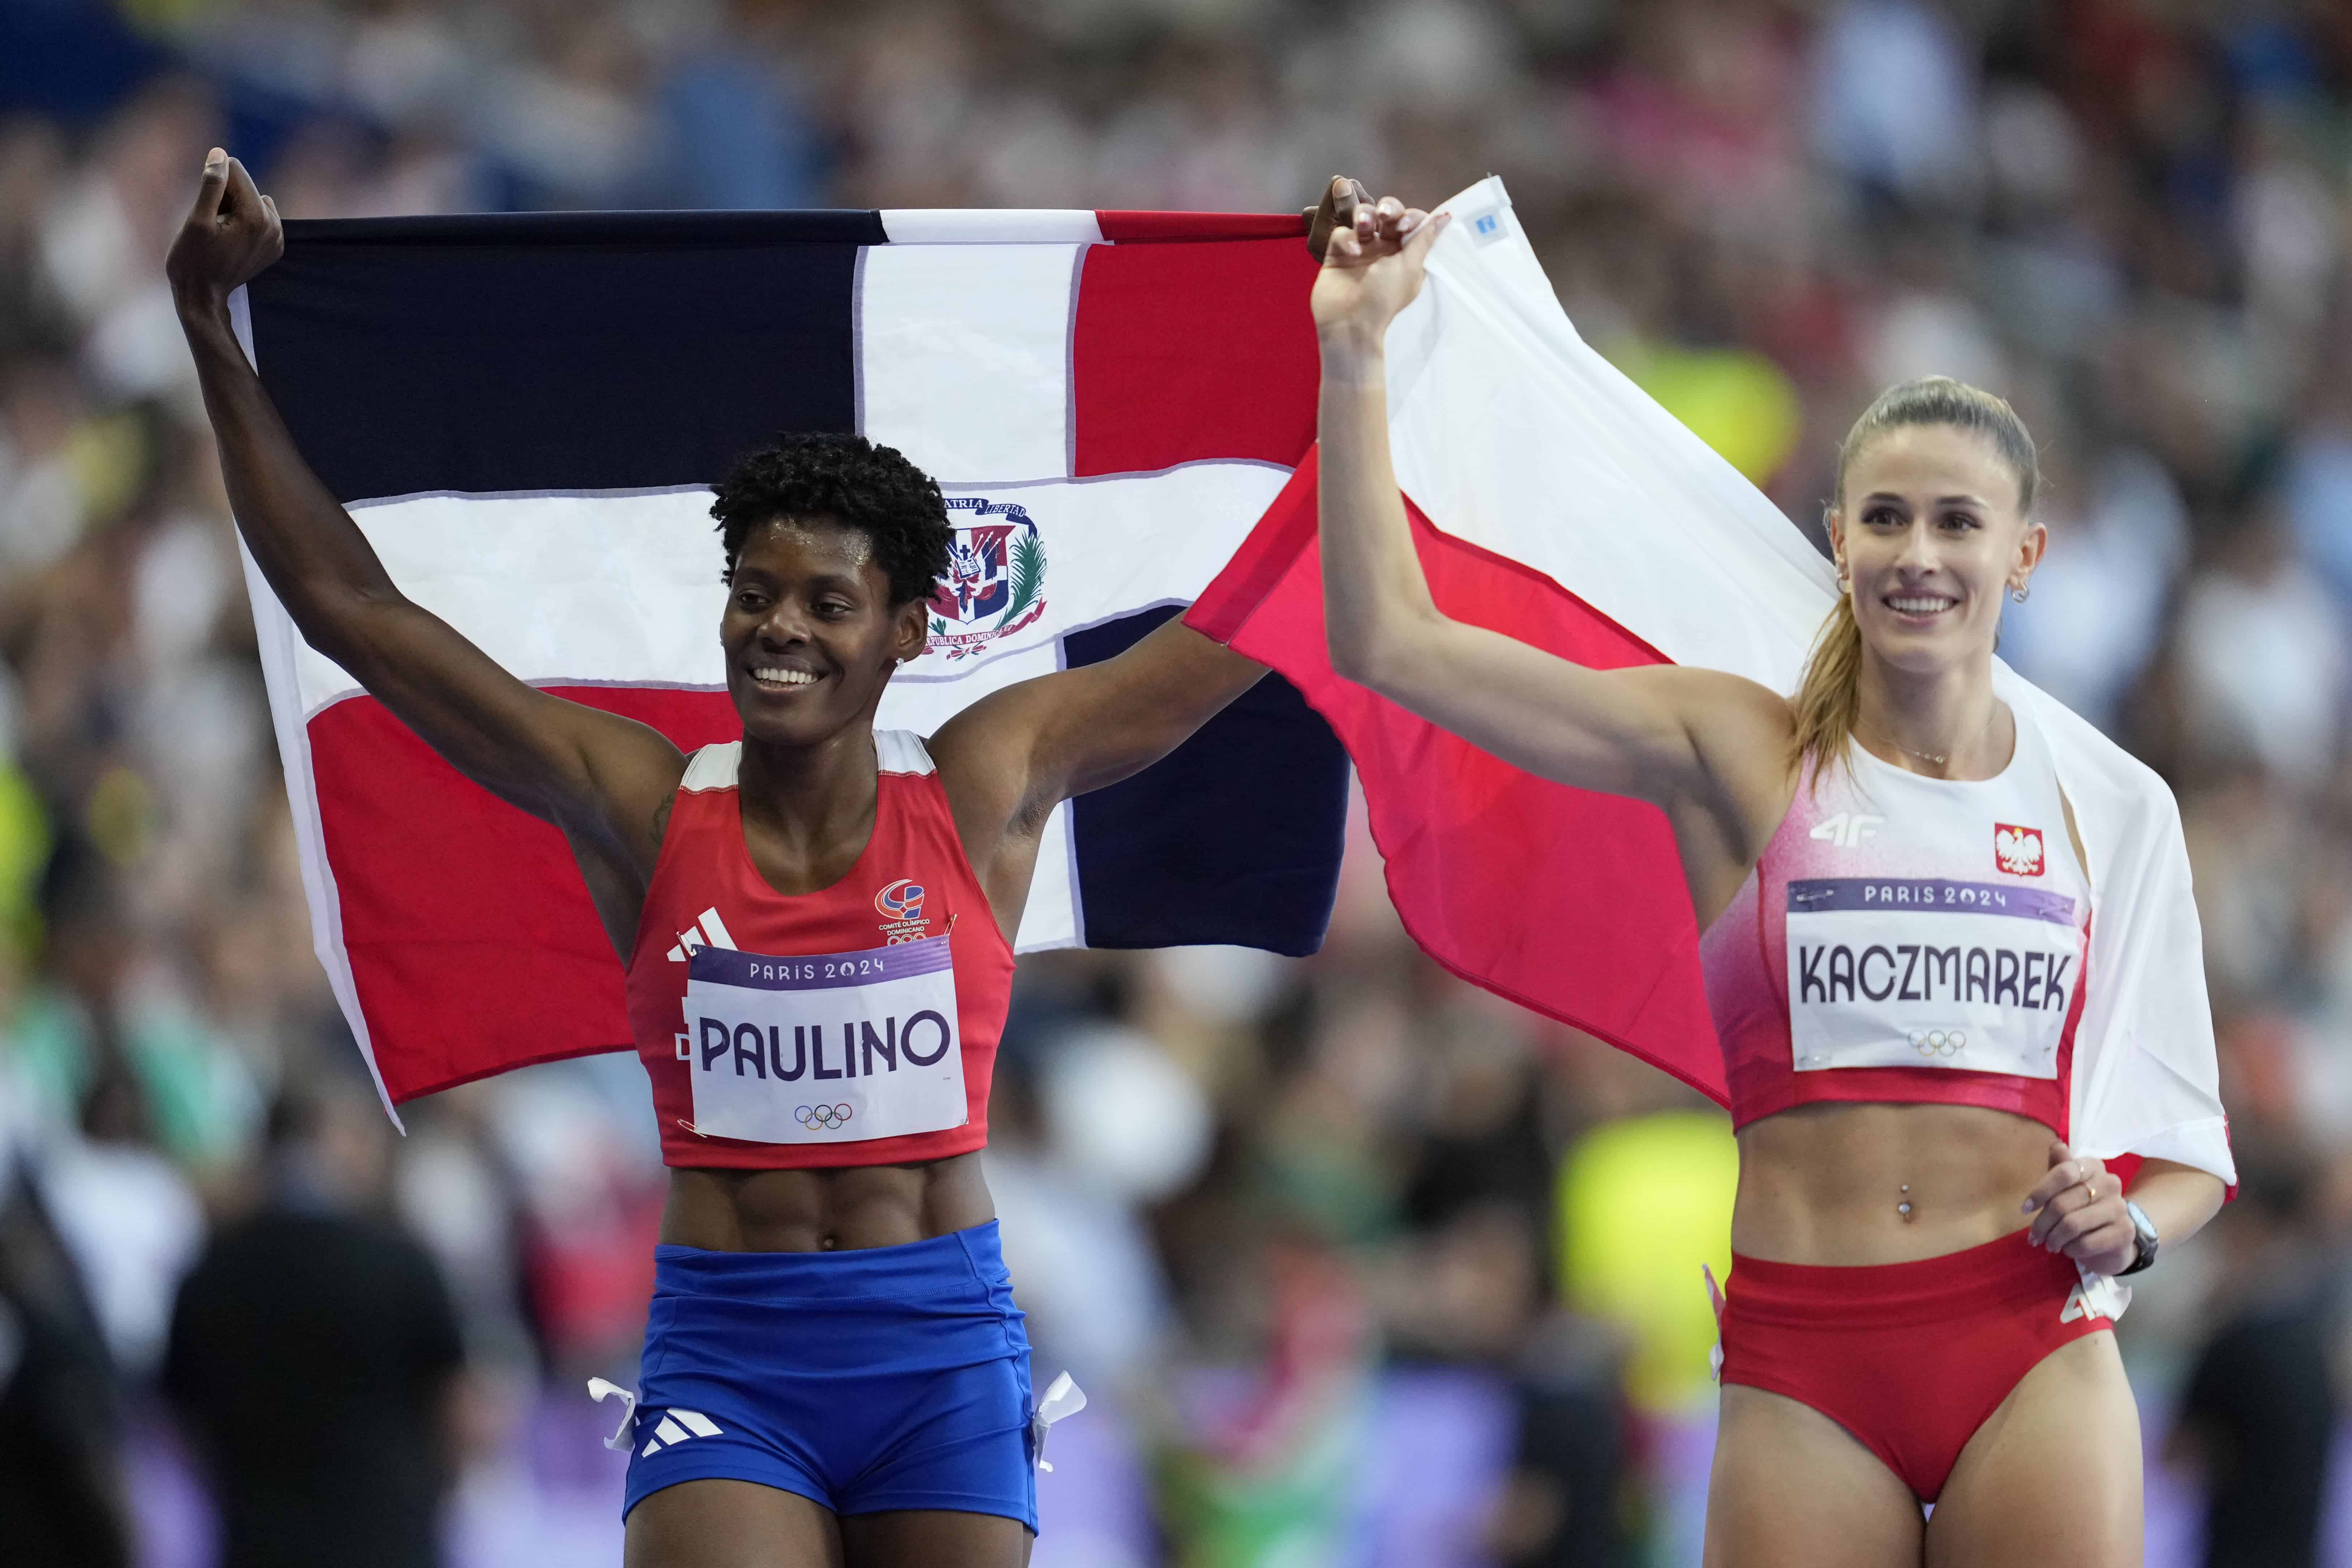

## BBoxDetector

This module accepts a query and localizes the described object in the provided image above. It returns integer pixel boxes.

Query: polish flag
[1187,179,2232,1185]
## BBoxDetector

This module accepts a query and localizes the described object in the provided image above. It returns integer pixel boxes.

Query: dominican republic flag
[1188,178,2233,1187]
[231,206,1347,1111]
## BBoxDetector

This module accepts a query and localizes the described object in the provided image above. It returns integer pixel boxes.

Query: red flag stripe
[1186,447,1729,1104]
[1070,236,1321,478]
[1094,211,1309,243]
[309,685,741,1102]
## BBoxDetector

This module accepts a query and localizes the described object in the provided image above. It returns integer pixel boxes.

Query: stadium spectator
[164,1077,467,1568]
[2168,1150,2344,1568]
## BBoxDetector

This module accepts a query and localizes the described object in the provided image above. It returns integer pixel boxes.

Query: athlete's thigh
[1925,1330,2140,1568]
[1705,1385,1922,1568]
[839,1509,1032,1568]
[626,1478,845,1568]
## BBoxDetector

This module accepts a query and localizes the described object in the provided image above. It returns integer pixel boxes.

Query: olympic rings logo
[1909,1029,1967,1058]
[796,1103,854,1130]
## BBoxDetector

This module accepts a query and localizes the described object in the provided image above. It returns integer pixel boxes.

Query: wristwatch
[2118,1199,2159,1276]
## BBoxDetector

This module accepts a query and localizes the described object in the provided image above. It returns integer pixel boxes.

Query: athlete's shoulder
[678,735,938,788]
[1623,661,1792,714]
[1625,664,1799,770]
[876,729,939,777]
[2000,668,2177,825]
[680,741,742,792]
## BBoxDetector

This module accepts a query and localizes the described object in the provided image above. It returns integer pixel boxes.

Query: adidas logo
[666,907,738,963]
[639,1407,724,1457]
[2060,1283,2091,1323]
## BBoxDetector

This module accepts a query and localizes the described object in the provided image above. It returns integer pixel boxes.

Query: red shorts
[1717,1232,2114,1500]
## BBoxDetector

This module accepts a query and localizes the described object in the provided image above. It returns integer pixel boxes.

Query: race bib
[1786,878,2081,1079]
[682,936,966,1144]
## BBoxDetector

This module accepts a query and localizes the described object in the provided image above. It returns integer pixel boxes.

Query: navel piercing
[1897,1184,1914,1222]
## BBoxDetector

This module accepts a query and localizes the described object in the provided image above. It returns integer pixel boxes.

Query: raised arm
[923,178,1383,928]
[927,619,1266,924]
[168,152,682,890]
[1312,199,1792,822]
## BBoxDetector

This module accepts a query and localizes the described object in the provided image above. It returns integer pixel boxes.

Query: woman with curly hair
[165,150,1344,1568]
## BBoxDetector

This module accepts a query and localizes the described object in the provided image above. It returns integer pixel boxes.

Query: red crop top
[624,731,1015,1169]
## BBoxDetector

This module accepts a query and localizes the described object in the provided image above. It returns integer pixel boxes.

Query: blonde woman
[1309,192,2225,1565]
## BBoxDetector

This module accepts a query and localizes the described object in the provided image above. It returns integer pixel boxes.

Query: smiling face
[720,516,929,748]
[1828,423,2044,677]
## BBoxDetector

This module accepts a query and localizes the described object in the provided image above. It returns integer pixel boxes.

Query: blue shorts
[621,1220,1036,1531]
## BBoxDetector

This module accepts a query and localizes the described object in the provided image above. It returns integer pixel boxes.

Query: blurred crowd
[4,1,2352,1565]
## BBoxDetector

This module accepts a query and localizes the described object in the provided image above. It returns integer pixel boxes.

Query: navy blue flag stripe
[1066,606,1346,955]
[248,213,882,501]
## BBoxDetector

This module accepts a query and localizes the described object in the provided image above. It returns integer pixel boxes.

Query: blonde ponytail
[1795,375,2040,778]
[1790,592,1864,776]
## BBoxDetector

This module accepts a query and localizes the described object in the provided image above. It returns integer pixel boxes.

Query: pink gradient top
[1699,712,2093,1136]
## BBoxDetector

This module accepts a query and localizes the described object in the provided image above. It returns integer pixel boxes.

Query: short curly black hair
[709,433,952,606]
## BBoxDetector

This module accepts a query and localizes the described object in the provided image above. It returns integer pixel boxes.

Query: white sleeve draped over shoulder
[2008,676,2233,1183]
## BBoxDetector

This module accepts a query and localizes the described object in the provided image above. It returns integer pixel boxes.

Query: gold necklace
[1859,705,1996,768]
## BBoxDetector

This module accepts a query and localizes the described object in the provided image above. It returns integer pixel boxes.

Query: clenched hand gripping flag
[1186,177,2232,1189]
[231,207,1347,1114]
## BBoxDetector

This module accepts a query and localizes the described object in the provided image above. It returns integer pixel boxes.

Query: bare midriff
[661,1152,996,1253]
[1732,1102,2053,1266]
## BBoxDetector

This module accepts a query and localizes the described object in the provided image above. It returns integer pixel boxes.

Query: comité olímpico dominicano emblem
[928,497,1046,660]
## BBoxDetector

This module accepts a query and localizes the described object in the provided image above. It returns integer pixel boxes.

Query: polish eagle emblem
[1993,823,2045,878]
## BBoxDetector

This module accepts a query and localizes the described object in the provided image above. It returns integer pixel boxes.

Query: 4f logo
[1809,812,1884,849]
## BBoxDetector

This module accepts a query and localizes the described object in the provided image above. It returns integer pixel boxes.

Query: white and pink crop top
[1699,709,2091,1137]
